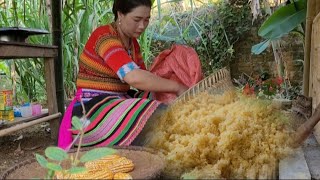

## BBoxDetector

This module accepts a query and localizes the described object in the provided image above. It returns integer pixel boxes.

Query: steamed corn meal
[55,90,293,179]
[146,90,293,179]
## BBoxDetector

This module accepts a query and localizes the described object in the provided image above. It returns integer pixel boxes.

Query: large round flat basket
[174,67,234,103]
[0,146,165,179]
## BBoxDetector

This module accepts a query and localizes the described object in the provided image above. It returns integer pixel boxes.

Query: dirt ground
[0,122,55,175]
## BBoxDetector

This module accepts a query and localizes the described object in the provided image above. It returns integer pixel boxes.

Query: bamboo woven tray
[0,146,165,179]
[174,67,234,103]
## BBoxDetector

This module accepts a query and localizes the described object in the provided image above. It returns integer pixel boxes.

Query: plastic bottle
[0,72,14,121]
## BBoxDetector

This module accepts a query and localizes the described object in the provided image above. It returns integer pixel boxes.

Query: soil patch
[0,122,55,175]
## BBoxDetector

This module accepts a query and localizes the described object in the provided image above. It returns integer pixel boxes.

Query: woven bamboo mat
[174,67,234,104]
[1,146,164,179]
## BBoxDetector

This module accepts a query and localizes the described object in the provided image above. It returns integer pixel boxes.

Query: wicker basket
[0,146,165,179]
[174,67,234,103]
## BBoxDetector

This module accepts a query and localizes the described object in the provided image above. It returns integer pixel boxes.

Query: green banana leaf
[258,0,307,39]
[251,39,271,55]
[252,0,306,54]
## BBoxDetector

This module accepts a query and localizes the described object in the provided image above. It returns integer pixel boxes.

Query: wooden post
[51,0,64,116]
[303,0,316,96]
[305,0,320,144]
[44,57,59,140]
[316,1,320,14]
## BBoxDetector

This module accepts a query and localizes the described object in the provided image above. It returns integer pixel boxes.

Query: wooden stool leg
[44,57,60,141]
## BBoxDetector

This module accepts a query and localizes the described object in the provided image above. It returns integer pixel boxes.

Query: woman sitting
[58,0,188,150]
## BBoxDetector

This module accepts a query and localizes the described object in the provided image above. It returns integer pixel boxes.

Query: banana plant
[252,0,307,54]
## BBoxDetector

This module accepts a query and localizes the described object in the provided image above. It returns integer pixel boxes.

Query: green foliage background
[0,0,251,104]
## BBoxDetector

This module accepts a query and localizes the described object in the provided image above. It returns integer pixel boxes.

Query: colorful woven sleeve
[95,36,140,80]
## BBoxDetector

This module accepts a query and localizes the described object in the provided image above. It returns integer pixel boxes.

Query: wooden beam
[0,113,61,137]
[0,112,48,128]
[0,41,57,58]
[44,57,59,140]
[311,12,320,145]
[316,1,320,15]
[303,0,317,96]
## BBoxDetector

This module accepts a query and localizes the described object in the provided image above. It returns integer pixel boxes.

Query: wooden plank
[44,57,60,140]
[310,12,320,144]
[0,113,61,137]
[44,58,58,115]
[0,41,58,58]
[303,147,320,179]
[301,134,320,179]
[279,148,311,179]
[316,1,320,15]
[0,111,49,129]
[303,0,317,96]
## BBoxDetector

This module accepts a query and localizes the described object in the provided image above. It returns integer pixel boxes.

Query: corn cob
[107,157,134,173]
[100,154,121,161]
[56,169,114,179]
[73,169,113,179]
[85,154,121,167]
[85,154,121,168]
[113,172,133,179]
[85,156,134,173]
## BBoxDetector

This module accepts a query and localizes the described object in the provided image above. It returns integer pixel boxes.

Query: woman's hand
[124,69,188,95]
[176,84,188,96]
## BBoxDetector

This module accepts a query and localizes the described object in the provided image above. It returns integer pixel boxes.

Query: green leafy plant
[1,0,253,101]
[148,0,252,75]
[35,99,116,179]
[138,25,157,68]
[35,116,116,179]
[251,0,307,54]
[248,0,305,100]
[234,72,301,100]
[255,77,284,99]
[0,0,50,104]
[0,0,115,102]
[241,78,283,99]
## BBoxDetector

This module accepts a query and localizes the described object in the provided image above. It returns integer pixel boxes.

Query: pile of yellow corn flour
[146,90,294,179]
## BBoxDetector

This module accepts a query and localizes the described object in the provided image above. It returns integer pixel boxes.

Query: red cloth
[150,44,203,104]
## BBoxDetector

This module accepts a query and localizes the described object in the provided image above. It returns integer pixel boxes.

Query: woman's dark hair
[112,0,152,21]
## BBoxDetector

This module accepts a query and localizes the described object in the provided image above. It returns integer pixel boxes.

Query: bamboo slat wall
[309,9,320,143]
[303,0,317,96]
